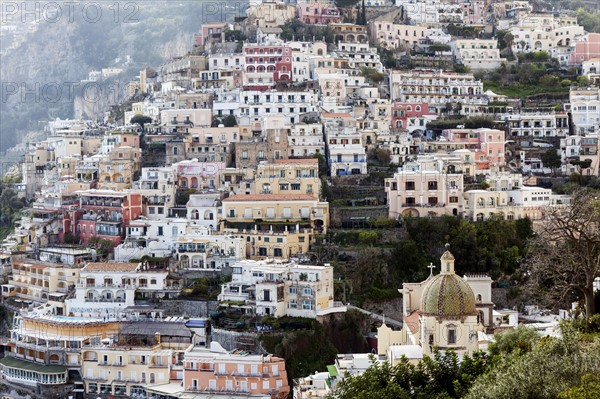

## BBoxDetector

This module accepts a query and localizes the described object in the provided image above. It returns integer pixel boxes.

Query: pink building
[183,347,289,397]
[244,44,293,90]
[442,128,505,170]
[296,0,341,25]
[174,160,226,190]
[194,22,228,49]
[391,102,432,129]
[569,33,600,65]
[453,0,486,25]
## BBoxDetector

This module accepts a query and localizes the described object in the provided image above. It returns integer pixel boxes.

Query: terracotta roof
[403,311,421,335]
[223,194,316,202]
[83,262,140,272]
[273,158,318,165]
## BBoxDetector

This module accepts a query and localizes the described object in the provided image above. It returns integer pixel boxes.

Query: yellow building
[0,315,120,389]
[98,146,142,190]
[2,259,80,308]
[255,159,321,199]
[221,194,329,259]
[81,321,193,397]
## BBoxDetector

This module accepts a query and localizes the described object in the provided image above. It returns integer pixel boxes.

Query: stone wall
[159,300,219,318]
[211,327,264,354]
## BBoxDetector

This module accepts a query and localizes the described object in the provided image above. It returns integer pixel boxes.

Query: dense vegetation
[261,310,370,387]
[317,216,533,306]
[0,186,24,241]
[333,322,600,399]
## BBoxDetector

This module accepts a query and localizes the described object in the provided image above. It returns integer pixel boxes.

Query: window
[291,183,301,190]
[242,150,248,160]
[428,181,438,190]
[302,300,314,310]
[157,226,163,236]
[289,286,297,294]
[405,181,415,190]
[449,196,458,203]
[303,287,312,296]
[448,327,457,344]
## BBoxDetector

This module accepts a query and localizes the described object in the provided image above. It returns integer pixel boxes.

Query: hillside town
[1,0,600,398]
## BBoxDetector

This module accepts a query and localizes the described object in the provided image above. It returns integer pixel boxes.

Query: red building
[391,102,431,129]
[62,190,142,245]
[243,44,292,90]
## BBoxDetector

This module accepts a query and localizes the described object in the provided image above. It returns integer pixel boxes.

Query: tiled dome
[420,271,477,319]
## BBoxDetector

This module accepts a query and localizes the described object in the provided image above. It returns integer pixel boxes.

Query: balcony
[401,202,447,208]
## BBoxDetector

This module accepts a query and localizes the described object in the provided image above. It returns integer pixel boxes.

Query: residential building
[451,39,506,71]
[385,157,465,219]
[183,342,290,398]
[288,123,325,158]
[221,194,329,259]
[441,128,506,170]
[369,22,430,50]
[65,261,179,319]
[566,87,600,135]
[175,233,245,271]
[218,259,346,317]
[296,0,341,25]
[62,190,143,246]
[323,113,368,176]
[503,110,570,138]
[389,70,486,114]
[255,159,321,198]
[81,321,192,397]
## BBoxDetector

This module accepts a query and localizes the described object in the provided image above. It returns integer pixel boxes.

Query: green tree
[465,330,600,399]
[130,114,152,130]
[488,325,540,356]
[559,374,600,399]
[540,148,562,175]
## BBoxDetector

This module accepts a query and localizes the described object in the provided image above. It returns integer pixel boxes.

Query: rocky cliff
[0,0,234,154]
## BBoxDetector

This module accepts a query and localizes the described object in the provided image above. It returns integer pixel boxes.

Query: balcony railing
[401,203,447,208]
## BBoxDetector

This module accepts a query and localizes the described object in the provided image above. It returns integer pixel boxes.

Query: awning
[0,356,67,374]
[327,364,338,377]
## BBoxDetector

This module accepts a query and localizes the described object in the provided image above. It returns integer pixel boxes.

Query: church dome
[420,251,477,318]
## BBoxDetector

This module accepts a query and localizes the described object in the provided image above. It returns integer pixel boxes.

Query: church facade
[377,250,493,362]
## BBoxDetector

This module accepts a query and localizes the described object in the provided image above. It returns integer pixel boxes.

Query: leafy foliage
[333,350,493,399]
[465,329,600,399]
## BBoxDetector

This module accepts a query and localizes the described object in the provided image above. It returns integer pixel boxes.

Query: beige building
[255,159,321,199]
[2,259,80,309]
[82,325,191,397]
[369,22,430,49]
[219,259,346,318]
[97,146,142,190]
[246,0,296,29]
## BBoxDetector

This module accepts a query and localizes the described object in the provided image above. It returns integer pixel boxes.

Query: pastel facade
[442,128,506,170]
[296,0,340,25]
[183,346,289,397]
[255,159,321,198]
[221,194,329,259]
[385,158,465,219]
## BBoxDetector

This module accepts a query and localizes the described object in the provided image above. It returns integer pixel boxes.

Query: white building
[451,39,506,71]
[323,113,368,176]
[65,262,178,319]
[566,87,600,135]
[218,259,346,318]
